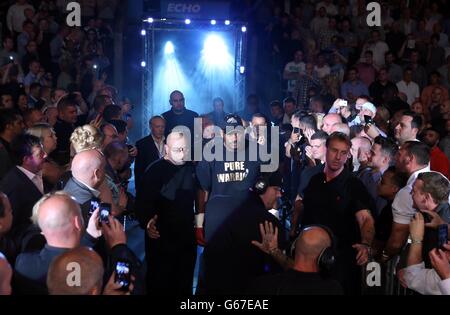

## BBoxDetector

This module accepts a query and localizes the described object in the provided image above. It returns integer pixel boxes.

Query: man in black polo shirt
[300,132,375,295]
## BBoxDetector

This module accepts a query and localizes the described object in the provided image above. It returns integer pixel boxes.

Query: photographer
[404,212,450,295]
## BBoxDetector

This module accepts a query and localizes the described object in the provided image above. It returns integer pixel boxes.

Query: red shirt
[430,146,450,178]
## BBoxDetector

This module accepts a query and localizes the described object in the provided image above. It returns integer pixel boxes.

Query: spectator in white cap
[350,102,387,138]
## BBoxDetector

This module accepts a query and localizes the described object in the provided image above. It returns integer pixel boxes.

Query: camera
[437,224,448,250]
[98,202,111,225]
[115,260,131,291]
[89,197,100,218]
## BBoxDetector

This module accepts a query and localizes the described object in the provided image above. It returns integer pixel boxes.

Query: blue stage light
[141,29,146,36]
[211,20,216,25]
[164,41,175,55]
[241,26,247,33]
[185,19,191,25]
[239,66,245,74]
[224,20,230,25]
[141,61,146,67]
[202,35,228,66]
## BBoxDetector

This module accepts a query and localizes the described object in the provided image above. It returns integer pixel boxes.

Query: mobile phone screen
[89,198,100,218]
[115,261,131,291]
[99,203,111,225]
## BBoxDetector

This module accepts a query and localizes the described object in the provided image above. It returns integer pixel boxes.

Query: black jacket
[0,166,44,233]
[134,135,161,192]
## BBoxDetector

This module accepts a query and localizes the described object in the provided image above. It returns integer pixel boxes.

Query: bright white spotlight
[185,19,191,25]
[241,26,247,32]
[141,61,146,67]
[210,19,216,25]
[225,20,230,25]
[202,34,228,66]
[164,41,174,55]
[147,17,154,23]
[140,29,146,36]
[239,66,245,74]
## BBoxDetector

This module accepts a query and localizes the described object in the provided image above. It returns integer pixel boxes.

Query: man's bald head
[47,247,104,295]
[32,192,84,247]
[71,149,105,188]
[322,114,342,135]
[330,123,350,136]
[295,226,332,262]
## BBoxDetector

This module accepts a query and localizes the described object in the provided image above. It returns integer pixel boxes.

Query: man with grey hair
[14,191,133,294]
[14,192,103,292]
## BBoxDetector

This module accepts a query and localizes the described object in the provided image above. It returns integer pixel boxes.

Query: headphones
[253,175,269,195]
[290,224,337,275]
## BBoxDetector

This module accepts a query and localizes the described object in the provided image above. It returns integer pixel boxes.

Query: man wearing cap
[350,101,387,138]
[201,172,285,294]
[196,114,263,244]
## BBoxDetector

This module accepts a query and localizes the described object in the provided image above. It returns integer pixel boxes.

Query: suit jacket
[135,135,161,192]
[63,177,98,224]
[0,166,44,232]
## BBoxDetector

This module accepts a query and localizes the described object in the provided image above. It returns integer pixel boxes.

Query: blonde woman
[26,123,65,188]
[70,124,104,157]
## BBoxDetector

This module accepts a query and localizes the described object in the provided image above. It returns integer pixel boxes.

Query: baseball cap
[223,114,243,133]
[361,102,376,114]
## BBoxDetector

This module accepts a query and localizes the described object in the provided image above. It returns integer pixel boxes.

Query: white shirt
[392,166,430,225]
[315,2,338,16]
[396,80,420,105]
[284,61,306,92]
[152,135,165,158]
[314,64,331,79]
[363,41,389,68]
[17,166,44,195]
[6,3,34,33]
[404,262,450,295]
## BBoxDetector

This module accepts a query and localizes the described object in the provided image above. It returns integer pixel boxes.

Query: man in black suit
[134,115,165,192]
[0,134,47,240]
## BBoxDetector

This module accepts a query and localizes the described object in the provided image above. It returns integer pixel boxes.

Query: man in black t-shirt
[135,131,197,295]
[196,114,262,244]
[161,90,199,138]
[300,132,376,295]
[249,225,343,295]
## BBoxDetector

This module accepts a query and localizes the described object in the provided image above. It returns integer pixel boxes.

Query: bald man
[330,123,350,136]
[64,149,106,222]
[351,137,372,173]
[136,132,197,295]
[14,192,101,293]
[250,224,343,294]
[47,247,104,295]
[321,113,342,135]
